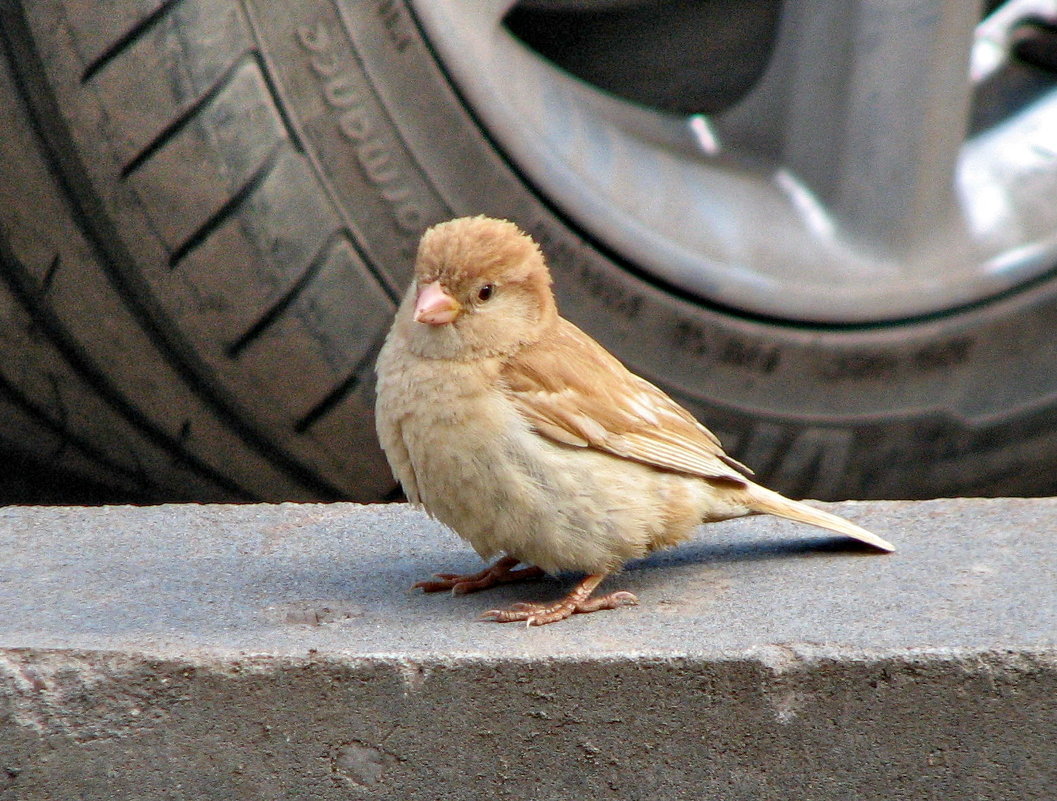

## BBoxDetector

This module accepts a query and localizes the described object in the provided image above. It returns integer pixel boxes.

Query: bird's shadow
[632,533,878,570]
[615,533,884,591]
[259,532,884,623]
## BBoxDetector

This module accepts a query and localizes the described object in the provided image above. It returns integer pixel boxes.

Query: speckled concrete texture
[0,498,1054,799]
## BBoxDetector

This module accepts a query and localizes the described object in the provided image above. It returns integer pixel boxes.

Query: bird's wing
[500,318,751,483]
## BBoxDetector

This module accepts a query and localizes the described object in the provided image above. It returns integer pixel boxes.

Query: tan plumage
[375,216,893,626]
[500,318,754,480]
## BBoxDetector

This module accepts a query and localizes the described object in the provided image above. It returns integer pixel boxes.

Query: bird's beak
[413,281,462,325]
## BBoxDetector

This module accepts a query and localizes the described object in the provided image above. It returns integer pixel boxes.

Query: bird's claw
[480,589,639,626]
[602,591,639,608]
[411,558,544,595]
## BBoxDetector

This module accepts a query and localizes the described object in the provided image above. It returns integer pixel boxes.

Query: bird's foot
[480,574,638,626]
[412,555,544,595]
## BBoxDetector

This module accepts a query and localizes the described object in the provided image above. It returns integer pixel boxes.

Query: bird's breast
[377,351,516,519]
[375,345,699,574]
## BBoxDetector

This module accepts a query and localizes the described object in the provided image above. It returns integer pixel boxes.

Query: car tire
[1,0,1055,502]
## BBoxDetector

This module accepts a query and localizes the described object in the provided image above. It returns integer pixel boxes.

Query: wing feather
[501,318,751,483]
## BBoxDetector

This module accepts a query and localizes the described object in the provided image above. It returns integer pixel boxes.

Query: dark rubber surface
[0,0,1055,502]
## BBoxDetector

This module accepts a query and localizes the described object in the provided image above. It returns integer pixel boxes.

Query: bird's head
[403,216,558,359]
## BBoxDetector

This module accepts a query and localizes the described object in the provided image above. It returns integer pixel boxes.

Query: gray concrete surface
[0,498,1054,799]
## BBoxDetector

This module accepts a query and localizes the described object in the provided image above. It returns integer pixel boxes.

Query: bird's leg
[480,573,638,626]
[412,555,544,595]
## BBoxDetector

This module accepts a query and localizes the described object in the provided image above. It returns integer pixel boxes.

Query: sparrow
[375,216,893,626]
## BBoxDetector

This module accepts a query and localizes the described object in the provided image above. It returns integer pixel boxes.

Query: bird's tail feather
[746,485,895,552]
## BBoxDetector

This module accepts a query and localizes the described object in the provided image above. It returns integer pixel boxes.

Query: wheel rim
[410,0,1057,323]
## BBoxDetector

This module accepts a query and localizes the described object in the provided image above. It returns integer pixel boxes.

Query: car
[0,0,1055,503]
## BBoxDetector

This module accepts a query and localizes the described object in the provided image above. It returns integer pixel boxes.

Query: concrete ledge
[0,498,1054,799]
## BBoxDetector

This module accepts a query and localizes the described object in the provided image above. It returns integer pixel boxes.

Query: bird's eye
[477,284,494,302]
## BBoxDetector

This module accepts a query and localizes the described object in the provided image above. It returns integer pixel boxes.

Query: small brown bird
[375,216,893,626]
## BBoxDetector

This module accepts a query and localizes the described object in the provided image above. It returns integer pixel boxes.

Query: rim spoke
[414,0,1057,321]
[721,0,983,255]
[459,0,520,27]
[514,0,662,8]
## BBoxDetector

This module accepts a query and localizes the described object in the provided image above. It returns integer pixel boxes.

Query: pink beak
[413,281,461,325]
